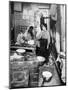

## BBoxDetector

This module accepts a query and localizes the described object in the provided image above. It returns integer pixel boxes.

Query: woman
[24,26,34,41]
[36,24,50,63]
[16,31,25,45]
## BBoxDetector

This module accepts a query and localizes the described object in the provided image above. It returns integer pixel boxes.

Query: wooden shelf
[10,46,36,51]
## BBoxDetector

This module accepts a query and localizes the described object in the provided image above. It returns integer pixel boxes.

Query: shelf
[10,46,35,51]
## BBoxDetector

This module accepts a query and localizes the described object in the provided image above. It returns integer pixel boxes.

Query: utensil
[16,49,26,55]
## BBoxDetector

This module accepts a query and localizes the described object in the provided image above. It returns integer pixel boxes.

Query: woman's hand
[20,39,24,43]
[47,44,49,49]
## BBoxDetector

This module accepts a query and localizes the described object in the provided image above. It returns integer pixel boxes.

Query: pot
[16,49,26,56]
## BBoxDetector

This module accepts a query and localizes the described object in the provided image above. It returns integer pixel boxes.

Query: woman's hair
[42,24,47,30]
[28,26,34,39]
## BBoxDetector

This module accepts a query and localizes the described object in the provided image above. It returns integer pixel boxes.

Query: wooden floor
[39,64,62,87]
[43,65,61,86]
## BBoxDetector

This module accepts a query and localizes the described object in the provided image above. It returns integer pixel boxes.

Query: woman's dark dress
[36,38,49,62]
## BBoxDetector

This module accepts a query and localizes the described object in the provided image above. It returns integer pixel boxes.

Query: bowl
[28,40,34,45]
[37,56,45,66]
[16,49,26,55]
[42,71,52,82]
[37,56,45,62]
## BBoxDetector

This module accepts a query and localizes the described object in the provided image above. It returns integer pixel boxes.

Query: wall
[60,5,66,53]
[13,2,50,42]
[55,5,61,54]
[55,5,66,53]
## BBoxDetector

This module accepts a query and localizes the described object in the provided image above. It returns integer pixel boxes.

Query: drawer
[10,70,29,84]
